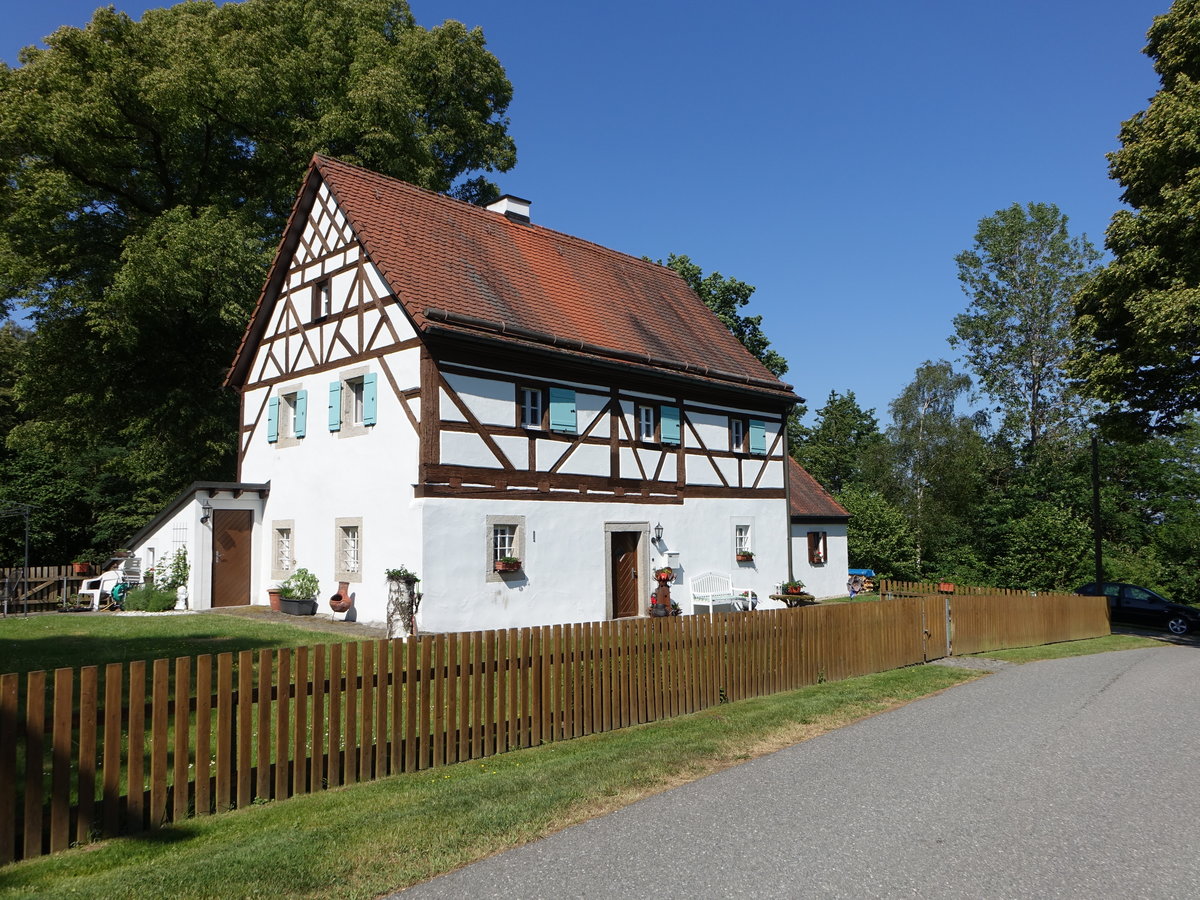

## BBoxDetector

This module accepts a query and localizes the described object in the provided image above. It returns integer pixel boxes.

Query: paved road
[394,646,1200,899]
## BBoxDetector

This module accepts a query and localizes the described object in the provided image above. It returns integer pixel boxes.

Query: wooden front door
[211,509,253,607]
[611,531,641,618]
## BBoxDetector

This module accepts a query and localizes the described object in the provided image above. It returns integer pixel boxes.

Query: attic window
[312,278,332,320]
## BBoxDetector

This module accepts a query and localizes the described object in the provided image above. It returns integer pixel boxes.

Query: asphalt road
[393,645,1200,899]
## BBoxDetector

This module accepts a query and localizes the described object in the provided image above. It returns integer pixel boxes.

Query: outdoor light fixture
[653,522,664,544]
[200,499,212,524]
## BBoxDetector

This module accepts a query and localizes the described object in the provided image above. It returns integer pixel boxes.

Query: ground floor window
[333,517,363,582]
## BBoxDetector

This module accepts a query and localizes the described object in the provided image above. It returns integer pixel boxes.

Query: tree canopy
[1072,0,1200,437]
[0,0,515,562]
[950,202,1099,449]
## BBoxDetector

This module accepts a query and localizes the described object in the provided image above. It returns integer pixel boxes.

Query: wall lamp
[200,499,212,524]
[653,522,664,544]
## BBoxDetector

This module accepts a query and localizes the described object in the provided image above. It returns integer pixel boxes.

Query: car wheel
[1167,616,1190,636]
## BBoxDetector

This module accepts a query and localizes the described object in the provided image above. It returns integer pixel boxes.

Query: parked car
[1076,582,1200,636]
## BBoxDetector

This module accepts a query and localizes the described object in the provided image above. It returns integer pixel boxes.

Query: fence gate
[921,595,951,661]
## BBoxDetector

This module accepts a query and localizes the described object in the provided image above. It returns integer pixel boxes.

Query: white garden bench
[688,570,787,616]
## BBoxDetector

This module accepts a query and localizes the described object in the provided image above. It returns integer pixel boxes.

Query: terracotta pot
[938,582,955,593]
[494,560,520,572]
[736,553,754,562]
[329,581,353,613]
[784,586,803,595]
[655,571,672,583]
[267,588,283,611]
[72,562,92,576]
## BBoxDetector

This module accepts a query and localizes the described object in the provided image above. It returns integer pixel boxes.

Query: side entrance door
[610,531,641,619]
[211,509,252,607]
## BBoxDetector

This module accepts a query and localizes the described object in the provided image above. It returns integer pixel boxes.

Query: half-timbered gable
[209,156,806,631]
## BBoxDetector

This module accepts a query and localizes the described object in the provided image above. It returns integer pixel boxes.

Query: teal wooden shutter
[749,419,766,455]
[363,373,378,425]
[661,406,681,445]
[267,397,279,443]
[549,387,577,433]
[328,382,342,432]
[295,390,308,438]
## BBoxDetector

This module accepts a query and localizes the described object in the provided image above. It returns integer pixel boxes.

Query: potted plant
[279,567,319,615]
[781,580,805,595]
[71,560,93,576]
[494,556,521,573]
[385,566,421,638]
[266,584,284,611]
[735,550,755,563]
[654,566,674,584]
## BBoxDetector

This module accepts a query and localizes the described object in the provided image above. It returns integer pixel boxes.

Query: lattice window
[492,525,515,562]
[735,524,752,555]
[276,528,293,574]
[341,525,360,574]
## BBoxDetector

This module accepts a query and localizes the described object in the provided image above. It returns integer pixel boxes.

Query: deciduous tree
[951,202,1099,448]
[1072,0,1200,436]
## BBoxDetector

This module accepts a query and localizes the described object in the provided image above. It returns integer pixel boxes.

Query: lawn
[0,663,983,899]
[971,632,1162,662]
[0,609,370,676]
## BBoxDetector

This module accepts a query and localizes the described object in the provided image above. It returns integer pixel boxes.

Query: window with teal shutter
[267,397,280,443]
[549,387,577,433]
[661,406,681,445]
[749,419,766,455]
[328,382,342,432]
[363,372,378,425]
[294,390,308,438]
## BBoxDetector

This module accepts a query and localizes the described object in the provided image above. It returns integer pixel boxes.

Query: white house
[786,458,850,599]
[131,156,804,630]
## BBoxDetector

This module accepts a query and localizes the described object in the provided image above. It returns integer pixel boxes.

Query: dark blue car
[1076,582,1200,636]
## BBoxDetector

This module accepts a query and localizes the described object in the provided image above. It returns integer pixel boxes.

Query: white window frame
[735,523,752,555]
[638,405,656,442]
[313,277,332,320]
[333,517,363,583]
[271,520,295,580]
[336,366,371,439]
[485,514,526,582]
[521,387,543,430]
[730,417,745,452]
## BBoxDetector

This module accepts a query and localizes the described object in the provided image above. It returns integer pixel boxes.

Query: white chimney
[486,194,531,224]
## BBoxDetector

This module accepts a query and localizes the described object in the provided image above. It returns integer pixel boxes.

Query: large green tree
[1072,0,1200,437]
[951,202,1100,449]
[791,390,884,494]
[0,0,516,560]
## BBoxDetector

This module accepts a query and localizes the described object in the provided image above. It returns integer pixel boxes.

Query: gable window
[521,387,543,429]
[312,277,332,320]
[333,517,363,582]
[268,388,307,444]
[638,405,656,442]
[807,531,827,565]
[730,417,745,452]
[330,370,377,436]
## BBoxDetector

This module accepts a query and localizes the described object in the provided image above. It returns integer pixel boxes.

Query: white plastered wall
[789,521,850,599]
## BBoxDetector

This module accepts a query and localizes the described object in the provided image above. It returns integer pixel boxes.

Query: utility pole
[1091,436,1103,585]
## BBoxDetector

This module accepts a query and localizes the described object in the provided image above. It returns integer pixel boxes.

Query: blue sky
[3,0,1171,425]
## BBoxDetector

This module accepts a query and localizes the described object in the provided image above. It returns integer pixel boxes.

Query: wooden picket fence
[0,593,1109,866]
[879,579,1045,598]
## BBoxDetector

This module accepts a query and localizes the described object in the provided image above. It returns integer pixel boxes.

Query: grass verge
[0,664,981,899]
[971,633,1163,663]
[0,612,367,676]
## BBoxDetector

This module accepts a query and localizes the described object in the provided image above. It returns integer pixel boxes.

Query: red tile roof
[228,156,798,400]
[788,458,849,519]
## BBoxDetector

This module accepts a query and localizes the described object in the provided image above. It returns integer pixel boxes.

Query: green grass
[0,612,366,676]
[820,593,881,604]
[971,633,1163,663]
[0,664,981,899]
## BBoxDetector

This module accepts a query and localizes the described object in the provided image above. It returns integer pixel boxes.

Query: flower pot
[736,553,754,563]
[494,560,521,573]
[784,586,803,595]
[72,562,92,576]
[649,604,669,617]
[938,582,955,593]
[280,597,316,616]
[329,581,353,614]
[267,588,283,611]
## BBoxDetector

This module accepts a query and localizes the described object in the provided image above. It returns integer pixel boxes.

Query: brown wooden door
[611,531,640,618]
[212,509,253,607]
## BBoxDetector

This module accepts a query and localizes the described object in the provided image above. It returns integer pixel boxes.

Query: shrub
[123,585,179,612]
